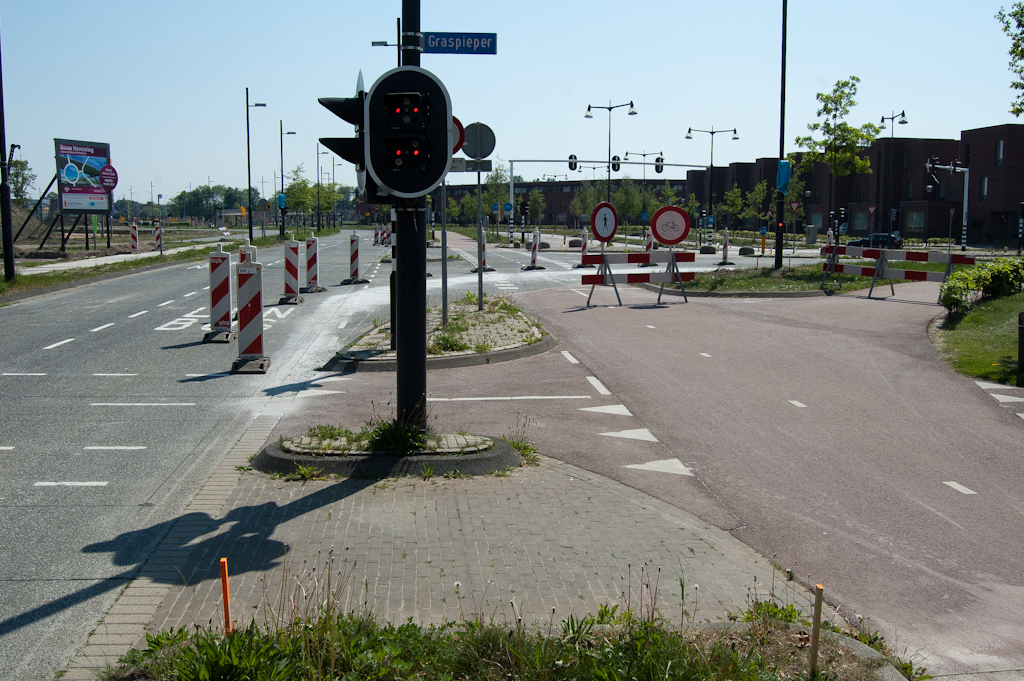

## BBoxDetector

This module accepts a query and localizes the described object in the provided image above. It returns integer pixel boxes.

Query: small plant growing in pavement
[503,413,538,464]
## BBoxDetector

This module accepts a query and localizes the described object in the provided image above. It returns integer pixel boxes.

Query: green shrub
[939,257,1024,313]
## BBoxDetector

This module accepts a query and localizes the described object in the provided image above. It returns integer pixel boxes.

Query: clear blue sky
[0,1,1017,204]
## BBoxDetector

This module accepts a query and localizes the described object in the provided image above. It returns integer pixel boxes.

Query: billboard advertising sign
[55,138,112,214]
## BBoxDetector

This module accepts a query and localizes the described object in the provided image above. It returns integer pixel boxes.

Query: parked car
[846,233,903,249]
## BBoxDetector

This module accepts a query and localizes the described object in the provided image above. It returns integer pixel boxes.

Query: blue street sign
[705,215,716,225]
[641,212,648,222]
[424,32,498,55]
[492,203,499,212]
[776,160,791,193]
[503,202,512,212]
[760,226,768,236]
[278,193,286,209]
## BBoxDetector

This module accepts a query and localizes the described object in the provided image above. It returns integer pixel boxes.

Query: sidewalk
[16,243,217,275]
[61,375,819,679]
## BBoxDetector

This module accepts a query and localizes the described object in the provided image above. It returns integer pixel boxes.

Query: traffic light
[611,155,621,172]
[319,72,367,195]
[365,66,453,199]
[569,154,578,171]
[655,156,664,173]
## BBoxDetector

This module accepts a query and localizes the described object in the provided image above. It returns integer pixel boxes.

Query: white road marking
[185,373,230,378]
[128,311,148,318]
[428,395,591,402]
[943,481,977,495]
[44,338,75,350]
[1018,413,1024,420]
[293,388,344,398]
[158,300,175,307]
[646,325,656,329]
[90,402,196,407]
[34,481,108,487]
[699,352,712,358]
[975,381,1018,390]
[203,285,210,290]
[990,393,1024,403]
[338,319,349,329]
[83,446,147,451]
[94,373,138,377]
[572,289,589,297]
[580,404,632,416]
[587,376,611,395]
[183,291,198,298]
[599,428,658,442]
[0,446,13,450]
[561,351,579,364]
[318,376,352,383]
[623,458,695,476]
[266,308,293,320]
[2,372,46,376]
[90,323,115,332]
[789,400,808,408]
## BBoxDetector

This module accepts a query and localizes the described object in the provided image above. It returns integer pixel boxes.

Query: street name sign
[424,32,497,55]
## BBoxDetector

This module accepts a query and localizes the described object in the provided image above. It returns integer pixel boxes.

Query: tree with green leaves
[528,188,545,227]
[655,180,678,212]
[9,159,35,201]
[459,192,478,227]
[446,196,461,225]
[718,184,744,229]
[612,176,641,228]
[794,76,880,179]
[483,162,510,221]
[997,4,1024,116]
[284,164,313,215]
[740,181,769,229]
[569,180,596,229]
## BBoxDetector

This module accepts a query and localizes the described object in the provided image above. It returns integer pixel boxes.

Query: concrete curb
[322,333,558,373]
[636,282,827,298]
[252,438,522,478]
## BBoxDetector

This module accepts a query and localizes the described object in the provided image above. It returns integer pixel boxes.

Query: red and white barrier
[130,223,139,252]
[384,223,392,247]
[154,222,162,254]
[203,245,234,343]
[231,262,270,374]
[373,224,380,245]
[341,231,369,285]
[302,233,326,292]
[522,229,545,270]
[821,245,975,297]
[280,236,304,304]
[239,240,257,264]
[637,229,655,267]
[583,250,695,306]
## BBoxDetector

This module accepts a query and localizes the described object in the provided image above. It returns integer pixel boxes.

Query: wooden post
[809,583,824,678]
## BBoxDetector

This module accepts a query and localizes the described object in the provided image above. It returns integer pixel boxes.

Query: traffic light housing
[611,155,621,172]
[365,66,453,199]
[568,154,577,171]
[655,156,664,173]
[319,73,367,197]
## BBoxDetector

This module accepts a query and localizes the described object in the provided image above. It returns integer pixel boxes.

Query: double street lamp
[585,100,636,203]
[880,110,908,238]
[245,88,266,242]
[685,127,738,228]
[279,120,295,238]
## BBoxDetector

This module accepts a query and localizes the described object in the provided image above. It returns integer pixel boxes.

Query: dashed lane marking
[599,428,658,442]
[623,458,695,476]
[34,481,108,487]
[646,325,656,329]
[128,311,148,318]
[44,339,75,350]
[90,402,197,407]
[3,373,46,376]
[428,395,591,402]
[975,381,1018,390]
[83,446,147,451]
[91,323,114,332]
[158,300,175,307]
[990,393,1024,404]
[0,446,13,450]
[561,351,579,364]
[943,481,977,495]
[94,373,138,377]
[587,376,611,395]
[789,400,808,408]
[580,404,632,416]
[699,353,712,358]
[183,292,198,298]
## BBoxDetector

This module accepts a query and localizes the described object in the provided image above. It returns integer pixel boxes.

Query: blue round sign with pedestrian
[760,226,768,236]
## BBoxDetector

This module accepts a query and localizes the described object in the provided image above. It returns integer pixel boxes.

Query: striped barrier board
[203,246,234,343]
[823,245,975,265]
[231,262,270,374]
[582,270,696,285]
[154,223,162,253]
[302,234,326,292]
[522,230,545,270]
[130,223,139,252]
[821,245,975,297]
[341,232,368,285]
[581,252,696,266]
[280,239,304,304]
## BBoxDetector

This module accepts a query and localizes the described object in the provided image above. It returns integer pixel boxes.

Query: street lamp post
[279,120,295,238]
[685,127,738,234]
[880,110,907,240]
[245,89,266,243]
[585,100,636,203]
[316,147,329,232]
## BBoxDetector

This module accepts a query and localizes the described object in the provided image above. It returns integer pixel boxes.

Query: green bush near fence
[938,257,1024,313]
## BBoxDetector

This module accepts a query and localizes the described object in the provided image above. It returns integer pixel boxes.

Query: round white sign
[590,202,618,242]
[650,205,690,245]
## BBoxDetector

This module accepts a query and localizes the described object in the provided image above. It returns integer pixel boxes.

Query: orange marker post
[220,557,232,634]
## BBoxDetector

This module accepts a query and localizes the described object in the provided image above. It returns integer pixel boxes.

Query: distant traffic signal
[611,155,621,172]
[569,154,578,171]
[655,156,664,173]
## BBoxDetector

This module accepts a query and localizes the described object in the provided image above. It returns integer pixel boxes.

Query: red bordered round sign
[590,201,618,242]
[452,116,465,155]
[650,205,690,245]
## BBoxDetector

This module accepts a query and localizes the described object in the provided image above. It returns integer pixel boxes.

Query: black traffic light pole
[396,0,428,431]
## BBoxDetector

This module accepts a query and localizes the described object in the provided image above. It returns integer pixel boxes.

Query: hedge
[938,257,1024,313]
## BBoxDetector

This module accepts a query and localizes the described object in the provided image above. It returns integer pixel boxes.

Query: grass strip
[936,290,1024,386]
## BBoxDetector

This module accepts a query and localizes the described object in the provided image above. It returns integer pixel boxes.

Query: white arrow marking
[624,458,695,476]
[599,428,658,442]
[579,404,632,416]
